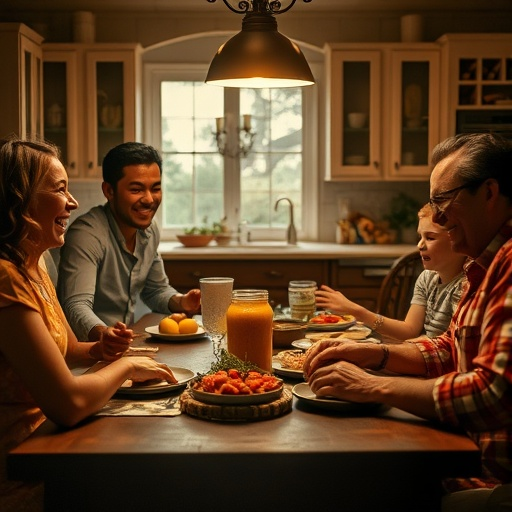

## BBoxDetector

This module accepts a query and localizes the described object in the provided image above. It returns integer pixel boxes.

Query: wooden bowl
[214,233,233,246]
[272,320,307,348]
[176,234,214,247]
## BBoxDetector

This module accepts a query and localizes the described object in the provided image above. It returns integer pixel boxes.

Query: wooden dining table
[8,313,480,512]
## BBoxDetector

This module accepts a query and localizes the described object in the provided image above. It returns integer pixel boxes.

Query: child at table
[315,203,467,340]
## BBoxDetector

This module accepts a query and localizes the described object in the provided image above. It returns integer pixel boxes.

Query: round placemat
[180,388,293,422]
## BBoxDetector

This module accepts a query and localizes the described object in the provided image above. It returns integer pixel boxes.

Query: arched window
[143,33,321,240]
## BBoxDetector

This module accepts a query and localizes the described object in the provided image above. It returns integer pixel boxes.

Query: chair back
[376,251,423,321]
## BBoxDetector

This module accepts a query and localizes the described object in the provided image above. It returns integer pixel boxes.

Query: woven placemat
[180,388,293,422]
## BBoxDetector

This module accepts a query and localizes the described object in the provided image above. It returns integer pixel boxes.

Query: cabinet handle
[394,161,399,170]
[373,161,379,169]
[88,161,93,169]
[266,270,284,279]
[69,162,76,170]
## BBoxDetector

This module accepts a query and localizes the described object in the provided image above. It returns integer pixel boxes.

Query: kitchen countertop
[159,241,418,261]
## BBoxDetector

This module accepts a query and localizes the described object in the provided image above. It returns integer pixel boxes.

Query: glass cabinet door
[388,49,440,179]
[328,50,381,180]
[86,50,136,178]
[43,50,79,176]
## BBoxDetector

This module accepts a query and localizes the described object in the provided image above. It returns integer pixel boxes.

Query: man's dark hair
[102,142,162,189]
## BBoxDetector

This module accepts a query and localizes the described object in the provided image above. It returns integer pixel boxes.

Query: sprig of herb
[197,349,265,379]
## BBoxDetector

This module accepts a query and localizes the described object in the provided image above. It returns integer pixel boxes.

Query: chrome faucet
[274,197,297,245]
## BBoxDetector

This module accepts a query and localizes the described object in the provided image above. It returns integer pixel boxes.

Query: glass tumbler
[226,289,274,372]
[288,280,317,321]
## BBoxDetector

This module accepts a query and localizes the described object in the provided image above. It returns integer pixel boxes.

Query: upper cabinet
[438,34,512,141]
[43,43,141,178]
[325,42,440,181]
[0,23,44,140]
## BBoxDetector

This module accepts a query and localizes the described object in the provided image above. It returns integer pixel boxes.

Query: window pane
[240,87,303,229]
[161,81,224,228]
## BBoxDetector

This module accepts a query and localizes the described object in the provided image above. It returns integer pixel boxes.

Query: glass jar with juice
[226,289,273,372]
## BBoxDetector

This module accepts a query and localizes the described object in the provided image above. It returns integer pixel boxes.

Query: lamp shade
[206,12,315,88]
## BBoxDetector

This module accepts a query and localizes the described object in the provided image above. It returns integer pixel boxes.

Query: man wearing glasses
[304,132,512,511]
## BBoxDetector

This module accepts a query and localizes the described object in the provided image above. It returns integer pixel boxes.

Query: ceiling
[4,0,512,12]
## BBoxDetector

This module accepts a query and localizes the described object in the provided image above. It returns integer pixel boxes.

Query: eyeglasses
[429,182,479,215]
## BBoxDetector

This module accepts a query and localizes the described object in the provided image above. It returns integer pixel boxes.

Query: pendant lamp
[205,0,315,88]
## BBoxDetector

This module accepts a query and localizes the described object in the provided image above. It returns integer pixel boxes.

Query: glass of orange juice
[226,289,273,372]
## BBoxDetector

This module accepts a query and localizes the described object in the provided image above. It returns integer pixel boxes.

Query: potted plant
[384,193,421,244]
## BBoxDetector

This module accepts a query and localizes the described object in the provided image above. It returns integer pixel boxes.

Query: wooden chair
[376,250,423,321]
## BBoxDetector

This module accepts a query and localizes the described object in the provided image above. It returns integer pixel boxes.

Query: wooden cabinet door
[164,259,330,308]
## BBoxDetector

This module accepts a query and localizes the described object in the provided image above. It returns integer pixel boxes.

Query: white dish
[272,359,305,380]
[116,367,195,395]
[292,383,382,413]
[189,382,283,405]
[292,339,314,350]
[145,325,207,341]
[307,320,356,332]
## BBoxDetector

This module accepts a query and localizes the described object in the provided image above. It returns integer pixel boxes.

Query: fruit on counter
[178,318,198,334]
[159,316,179,334]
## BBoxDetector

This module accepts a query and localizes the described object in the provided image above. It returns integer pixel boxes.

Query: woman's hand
[315,284,356,315]
[92,322,133,361]
[308,361,378,403]
[127,357,178,384]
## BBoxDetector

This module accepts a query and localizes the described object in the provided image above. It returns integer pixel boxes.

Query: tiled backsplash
[68,179,430,243]
[319,181,430,242]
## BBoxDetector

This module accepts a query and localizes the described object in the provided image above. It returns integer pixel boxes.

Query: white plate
[272,359,305,380]
[292,382,382,413]
[292,339,314,350]
[145,325,208,341]
[306,320,357,332]
[189,382,283,405]
[116,366,195,396]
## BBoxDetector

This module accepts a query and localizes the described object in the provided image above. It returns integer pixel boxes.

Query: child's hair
[418,203,433,219]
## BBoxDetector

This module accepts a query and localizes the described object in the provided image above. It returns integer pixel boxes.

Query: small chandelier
[213,114,256,158]
[205,0,315,88]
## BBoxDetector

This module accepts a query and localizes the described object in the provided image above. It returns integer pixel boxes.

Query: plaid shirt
[414,218,512,487]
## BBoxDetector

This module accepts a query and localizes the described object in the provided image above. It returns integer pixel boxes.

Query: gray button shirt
[57,203,178,340]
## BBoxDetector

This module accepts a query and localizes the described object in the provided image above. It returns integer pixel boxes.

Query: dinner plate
[189,382,283,405]
[306,319,357,332]
[272,359,305,380]
[292,382,382,413]
[145,325,208,341]
[116,366,195,396]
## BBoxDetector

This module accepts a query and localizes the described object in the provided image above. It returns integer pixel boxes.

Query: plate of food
[306,313,357,331]
[115,366,195,396]
[144,325,208,341]
[189,369,283,405]
[272,350,306,379]
[292,382,382,413]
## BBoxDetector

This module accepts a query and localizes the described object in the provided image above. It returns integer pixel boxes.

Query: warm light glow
[205,6,315,89]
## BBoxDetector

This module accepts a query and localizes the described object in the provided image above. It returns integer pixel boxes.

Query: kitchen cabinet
[330,259,395,312]
[43,43,141,178]
[438,33,512,140]
[0,23,43,140]
[164,259,330,308]
[325,42,440,181]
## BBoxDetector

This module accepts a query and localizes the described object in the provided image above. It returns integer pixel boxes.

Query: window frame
[143,62,319,241]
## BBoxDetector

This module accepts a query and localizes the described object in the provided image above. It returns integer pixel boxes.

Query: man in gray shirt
[58,142,200,342]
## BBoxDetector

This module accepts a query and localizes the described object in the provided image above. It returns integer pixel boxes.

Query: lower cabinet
[330,259,396,312]
[163,259,330,308]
